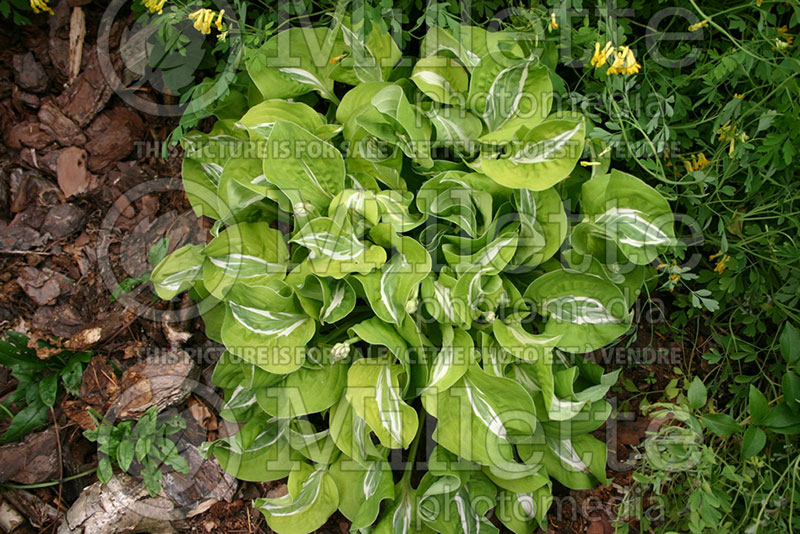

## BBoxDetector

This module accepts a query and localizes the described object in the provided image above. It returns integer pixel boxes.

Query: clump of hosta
[152,15,674,534]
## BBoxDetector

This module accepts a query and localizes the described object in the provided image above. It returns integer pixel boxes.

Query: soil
[0,3,689,534]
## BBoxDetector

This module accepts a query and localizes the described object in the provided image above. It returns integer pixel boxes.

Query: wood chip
[68,7,86,85]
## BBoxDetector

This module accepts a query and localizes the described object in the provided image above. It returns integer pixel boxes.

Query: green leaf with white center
[519,432,609,490]
[328,457,394,526]
[417,472,499,534]
[525,270,632,353]
[469,56,552,132]
[421,326,474,395]
[443,226,519,275]
[291,217,367,261]
[412,56,469,105]
[336,82,394,141]
[207,418,299,482]
[562,249,645,307]
[492,320,561,364]
[216,155,284,222]
[580,169,675,265]
[295,275,356,324]
[420,271,470,326]
[221,279,315,374]
[355,231,431,326]
[372,482,422,534]
[329,392,388,466]
[262,120,346,214]
[477,114,586,191]
[202,222,289,299]
[420,26,512,72]
[286,419,338,464]
[237,99,328,143]
[330,17,401,84]
[427,106,483,155]
[356,85,434,168]
[346,356,419,449]
[424,364,536,466]
[255,464,340,534]
[511,187,568,268]
[496,485,553,534]
[417,171,494,238]
[247,26,345,102]
[256,358,347,418]
[181,120,249,219]
[151,244,204,300]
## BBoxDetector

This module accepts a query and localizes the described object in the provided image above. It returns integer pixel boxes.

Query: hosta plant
[152,15,675,534]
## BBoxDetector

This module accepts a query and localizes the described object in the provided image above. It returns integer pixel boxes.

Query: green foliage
[153,15,677,534]
[83,406,189,497]
[615,348,800,534]
[0,0,33,25]
[0,333,91,443]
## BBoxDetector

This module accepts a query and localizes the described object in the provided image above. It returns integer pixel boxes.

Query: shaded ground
[0,3,688,533]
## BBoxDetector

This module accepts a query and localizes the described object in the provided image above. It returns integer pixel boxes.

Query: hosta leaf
[291,217,368,261]
[247,26,345,102]
[329,392,388,466]
[511,187,568,268]
[263,120,346,214]
[256,359,347,417]
[412,56,469,105]
[295,275,356,324]
[217,156,283,222]
[255,464,340,534]
[424,364,536,466]
[417,472,499,534]
[477,114,586,191]
[420,271,469,326]
[237,99,328,143]
[421,325,474,395]
[356,85,434,168]
[579,170,675,265]
[151,244,204,300]
[428,106,483,155]
[417,171,494,238]
[420,25,510,72]
[520,432,609,490]
[443,226,519,276]
[337,82,394,141]
[469,56,552,132]
[492,320,561,363]
[207,418,299,482]
[328,457,394,526]
[332,18,401,84]
[221,279,315,374]
[496,485,552,534]
[286,420,337,464]
[346,356,419,449]
[372,483,422,534]
[355,230,431,326]
[525,270,632,353]
[181,120,249,219]
[202,222,288,299]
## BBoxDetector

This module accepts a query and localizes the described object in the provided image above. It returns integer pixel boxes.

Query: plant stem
[0,468,98,489]
[400,416,424,487]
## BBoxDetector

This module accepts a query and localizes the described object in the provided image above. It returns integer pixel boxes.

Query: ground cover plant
[149,13,676,534]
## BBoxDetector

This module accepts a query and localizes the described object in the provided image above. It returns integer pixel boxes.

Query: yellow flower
[607,46,641,75]
[733,93,744,99]
[580,161,600,167]
[757,0,763,6]
[29,0,54,15]
[188,8,216,35]
[694,152,710,170]
[215,9,225,31]
[550,13,558,30]
[777,26,794,46]
[714,254,730,274]
[590,41,614,67]
[143,0,166,14]
[688,20,709,31]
